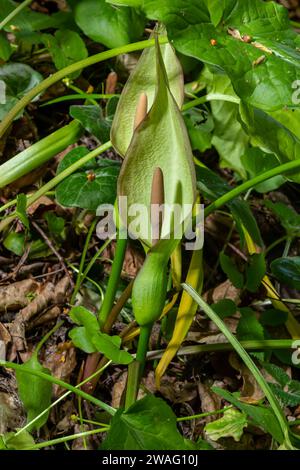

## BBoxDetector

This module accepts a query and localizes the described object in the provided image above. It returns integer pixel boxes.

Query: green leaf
[264,201,300,238]
[245,253,266,293]
[205,408,247,442]
[1,430,35,450]
[73,0,145,49]
[69,306,99,332]
[69,306,133,364]
[0,0,68,32]
[196,165,263,247]
[111,26,184,157]
[241,148,285,193]
[262,362,300,407]
[70,105,111,142]
[0,32,12,61]
[206,0,225,26]
[56,147,120,211]
[101,395,196,450]
[69,326,96,353]
[204,70,249,177]
[211,299,237,319]
[42,30,88,78]
[271,257,300,290]
[260,309,288,327]
[92,332,133,365]
[237,308,265,342]
[183,107,213,153]
[117,38,195,245]
[0,62,43,120]
[16,355,52,431]
[44,212,66,241]
[3,231,24,256]
[138,0,300,111]
[212,386,284,443]
[239,102,300,183]
[16,193,29,230]
[219,252,244,289]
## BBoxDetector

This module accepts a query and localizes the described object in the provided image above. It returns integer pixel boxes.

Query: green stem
[0,0,32,30]
[0,120,82,189]
[71,219,98,304]
[98,229,127,327]
[291,20,300,29]
[147,339,296,360]
[282,237,293,258]
[182,93,239,112]
[0,37,168,137]
[177,406,232,422]
[23,428,109,450]
[265,235,288,255]
[0,140,112,232]
[204,159,300,218]
[0,360,115,416]
[182,283,291,445]
[125,325,152,409]
[34,320,63,356]
[41,93,120,107]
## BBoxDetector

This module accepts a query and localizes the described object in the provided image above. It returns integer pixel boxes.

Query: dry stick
[31,220,74,288]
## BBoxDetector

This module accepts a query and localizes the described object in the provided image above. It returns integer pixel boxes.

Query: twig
[31,220,74,288]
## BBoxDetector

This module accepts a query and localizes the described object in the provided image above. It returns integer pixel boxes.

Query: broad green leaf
[245,253,266,293]
[16,193,29,230]
[0,63,42,120]
[0,0,67,32]
[118,39,195,245]
[271,257,300,290]
[204,70,249,177]
[101,395,196,450]
[42,30,87,78]
[69,306,133,364]
[137,0,300,111]
[16,355,52,431]
[70,105,112,142]
[1,430,35,450]
[211,299,237,319]
[183,107,213,153]
[212,386,284,443]
[92,332,133,365]
[206,0,225,26]
[237,308,265,342]
[4,232,26,256]
[239,102,300,183]
[219,252,244,289]
[196,165,263,247]
[262,362,290,387]
[69,326,95,353]
[56,147,120,211]
[111,27,184,157]
[205,408,247,442]
[241,148,285,193]
[0,32,12,61]
[260,309,288,327]
[262,362,300,407]
[69,306,99,334]
[264,201,300,238]
[72,0,145,49]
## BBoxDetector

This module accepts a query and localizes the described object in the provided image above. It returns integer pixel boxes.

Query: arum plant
[111,29,196,405]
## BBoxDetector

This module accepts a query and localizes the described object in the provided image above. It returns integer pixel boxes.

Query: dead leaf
[43,341,77,397]
[27,196,55,216]
[197,381,222,422]
[203,279,241,304]
[229,353,264,403]
[0,279,40,313]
